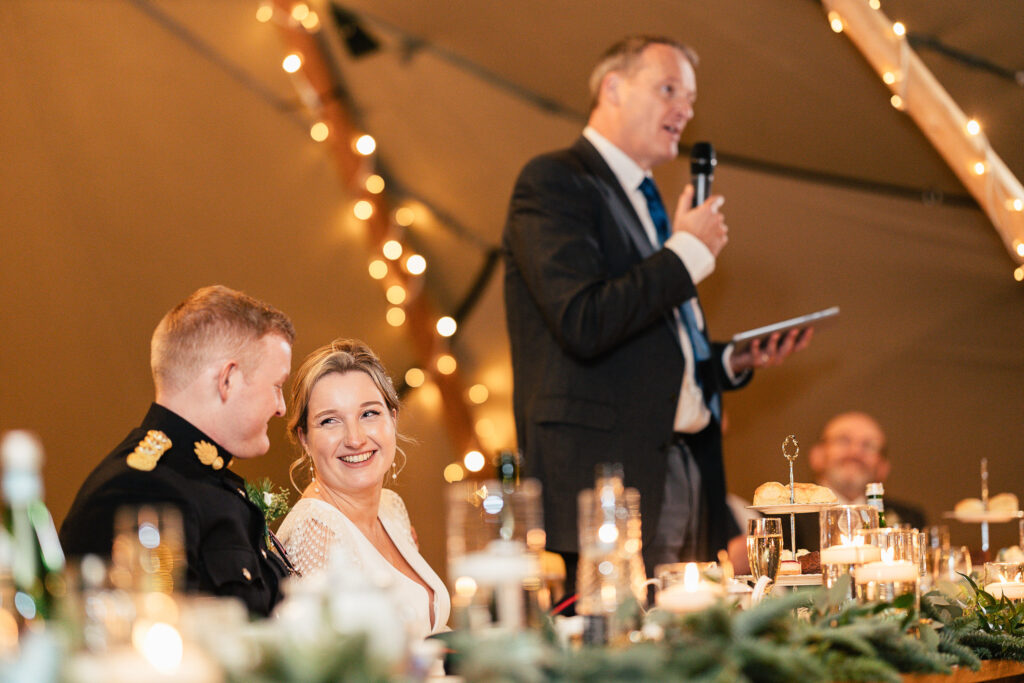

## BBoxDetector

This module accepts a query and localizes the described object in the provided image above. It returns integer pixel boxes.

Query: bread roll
[955,498,985,515]
[752,482,790,506]
[989,493,1019,513]
[752,481,837,506]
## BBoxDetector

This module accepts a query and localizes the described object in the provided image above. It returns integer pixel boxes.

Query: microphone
[690,141,716,208]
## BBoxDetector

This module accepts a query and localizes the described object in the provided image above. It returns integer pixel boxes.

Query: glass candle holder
[446,478,544,631]
[819,505,880,599]
[983,561,1024,601]
[854,528,920,609]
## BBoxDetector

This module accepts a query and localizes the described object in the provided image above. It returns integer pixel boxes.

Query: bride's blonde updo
[286,338,404,492]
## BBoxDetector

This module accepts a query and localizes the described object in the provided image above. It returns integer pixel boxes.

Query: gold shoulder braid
[194,440,224,470]
[126,430,171,471]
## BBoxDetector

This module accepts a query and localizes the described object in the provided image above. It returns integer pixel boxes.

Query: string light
[890,94,904,110]
[368,259,388,279]
[965,119,981,136]
[868,0,881,9]
[468,384,489,404]
[436,316,457,337]
[310,121,329,142]
[405,254,427,275]
[436,354,457,375]
[353,200,374,220]
[300,12,320,31]
[405,368,426,388]
[255,3,274,23]
[1015,267,1024,282]
[828,12,844,33]
[1014,239,1024,256]
[1009,200,1024,213]
[892,21,906,37]
[282,53,303,73]
[386,307,406,326]
[382,240,403,260]
[394,207,415,227]
[443,463,465,483]
[365,174,385,194]
[463,450,485,472]
[386,285,407,305]
[354,134,376,155]
[882,71,896,85]
[290,3,309,21]
[972,161,986,176]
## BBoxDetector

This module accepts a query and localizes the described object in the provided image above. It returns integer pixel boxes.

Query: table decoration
[653,562,723,614]
[820,504,880,599]
[983,562,1024,601]
[855,528,921,609]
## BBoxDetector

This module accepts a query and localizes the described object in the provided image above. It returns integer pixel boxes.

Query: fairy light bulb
[882,71,896,85]
[405,368,425,388]
[405,254,427,275]
[386,285,407,305]
[973,161,986,176]
[890,94,904,110]
[436,354,457,375]
[365,174,385,194]
[282,53,302,73]
[354,134,376,155]
[394,207,415,227]
[965,119,981,136]
[301,12,320,31]
[386,307,406,327]
[828,11,843,33]
[255,3,274,23]
[353,200,374,220]
[368,259,388,279]
[310,121,329,142]
[892,21,906,37]
[444,463,465,483]
[436,316,457,337]
[463,451,485,472]
[382,240,403,260]
[468,384,489,404]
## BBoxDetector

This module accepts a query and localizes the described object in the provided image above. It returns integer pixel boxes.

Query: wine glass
[746,518,783,584]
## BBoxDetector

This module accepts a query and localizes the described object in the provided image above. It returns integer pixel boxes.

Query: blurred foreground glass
[446,478,544,631]
[934,545,972,584]
[819,505,880,600]
[854,528,920,609]
[111,505,185,594]
[746,518,782,584]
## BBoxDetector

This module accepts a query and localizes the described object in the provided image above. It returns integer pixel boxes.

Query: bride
[276,339,450,639]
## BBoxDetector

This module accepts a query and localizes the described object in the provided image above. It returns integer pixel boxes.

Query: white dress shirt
[583,127,738,433]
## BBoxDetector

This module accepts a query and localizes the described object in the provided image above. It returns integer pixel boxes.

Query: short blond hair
[151,285,295,394]
[286,338,405,491]
[588,35,698,111]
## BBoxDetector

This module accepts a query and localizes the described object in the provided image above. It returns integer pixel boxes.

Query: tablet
[731,306,839,354]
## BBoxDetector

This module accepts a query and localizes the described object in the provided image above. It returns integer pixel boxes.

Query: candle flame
[881,547,894,563]
[684,562,699,590]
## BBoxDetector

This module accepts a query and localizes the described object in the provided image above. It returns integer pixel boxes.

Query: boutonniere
[245,477,292,527]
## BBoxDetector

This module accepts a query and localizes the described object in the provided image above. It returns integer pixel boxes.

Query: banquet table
[901,660,1024,683]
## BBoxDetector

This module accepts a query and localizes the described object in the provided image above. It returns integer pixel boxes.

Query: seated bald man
[60,285,295,616]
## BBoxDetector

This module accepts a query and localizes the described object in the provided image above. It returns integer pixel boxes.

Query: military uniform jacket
[60,403,289,616]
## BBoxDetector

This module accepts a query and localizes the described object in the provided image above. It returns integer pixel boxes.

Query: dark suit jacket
[60,403,289,616]
[502,136,747,560]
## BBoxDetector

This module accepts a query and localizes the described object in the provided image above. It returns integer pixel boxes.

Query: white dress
[276,489,451,640]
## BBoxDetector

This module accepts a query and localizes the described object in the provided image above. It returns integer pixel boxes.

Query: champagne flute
[747,518,783,584]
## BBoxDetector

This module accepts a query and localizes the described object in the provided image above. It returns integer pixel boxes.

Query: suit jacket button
[261,549,268,559]
[242,568,252,581]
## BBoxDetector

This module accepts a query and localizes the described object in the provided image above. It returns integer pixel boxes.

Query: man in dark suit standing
[503,35,808,589]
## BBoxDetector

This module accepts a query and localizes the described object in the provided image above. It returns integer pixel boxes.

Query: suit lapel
[570,137,683,350]
[571,137,656,260]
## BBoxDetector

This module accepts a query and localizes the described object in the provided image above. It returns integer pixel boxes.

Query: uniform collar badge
[127,430,171,471]
[194,440,224,470]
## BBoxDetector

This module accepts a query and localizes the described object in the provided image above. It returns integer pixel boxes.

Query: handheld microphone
[690,141,716,208]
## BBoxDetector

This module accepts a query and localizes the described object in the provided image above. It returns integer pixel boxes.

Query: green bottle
[866,482,886,528]
[1,431,66,627]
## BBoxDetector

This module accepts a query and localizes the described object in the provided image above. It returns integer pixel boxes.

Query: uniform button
[261,549,268,559]
[242,568,252,581]
[236,488,247,498]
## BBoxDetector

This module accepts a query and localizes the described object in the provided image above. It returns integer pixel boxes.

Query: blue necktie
[638,177,721,420]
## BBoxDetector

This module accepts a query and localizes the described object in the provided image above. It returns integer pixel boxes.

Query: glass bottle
[866,482,887,528]
[495,449,520,492]
[1,431,66,628]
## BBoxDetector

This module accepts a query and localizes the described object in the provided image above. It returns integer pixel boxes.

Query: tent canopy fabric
[2,0,1022,574]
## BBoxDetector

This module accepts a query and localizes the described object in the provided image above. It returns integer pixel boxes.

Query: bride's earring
[308,454,320,493]
[391,461,398,480]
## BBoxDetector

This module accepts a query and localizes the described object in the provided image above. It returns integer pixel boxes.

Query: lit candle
[655,562,721,614]
[985,581,1024,601]
[820,538,881,565]
[855,560,918,584]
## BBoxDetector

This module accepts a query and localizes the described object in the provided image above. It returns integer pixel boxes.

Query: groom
[61,285,295,616]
